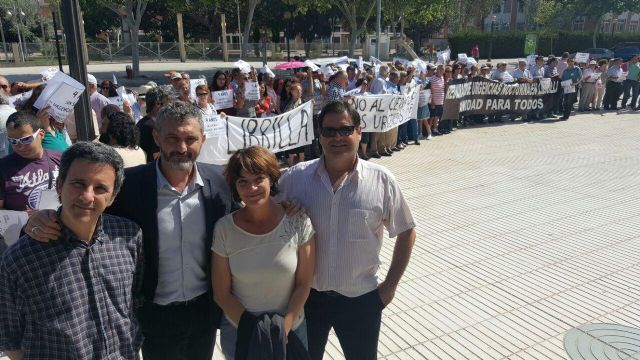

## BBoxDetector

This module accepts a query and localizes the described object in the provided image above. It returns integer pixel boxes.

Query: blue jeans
[407,119,419,141]
[397,123,408,143]
[219,314,308,359]
[621,79,640,109]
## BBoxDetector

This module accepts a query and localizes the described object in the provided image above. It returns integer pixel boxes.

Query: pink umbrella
[274,61,306,69]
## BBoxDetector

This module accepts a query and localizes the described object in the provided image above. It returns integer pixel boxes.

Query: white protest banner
[244,81,260,101]
[190,79,207,99]
[225,101,314,153]
[418,89,431,107]
[575,52,590,64]
[357,56,364,70]
[0,210,28,251]
[348,89,420,132]
[33,72,86,122]
[198,102,315,165]
[457,53,468,64]
[213,90,234,109]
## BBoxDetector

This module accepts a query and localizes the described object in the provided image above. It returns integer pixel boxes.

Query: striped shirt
[429,75,445,105]
[0,213,144,359]
[278,157,415,298]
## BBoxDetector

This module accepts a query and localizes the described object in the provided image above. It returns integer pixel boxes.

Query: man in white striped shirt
[279,101,416,359]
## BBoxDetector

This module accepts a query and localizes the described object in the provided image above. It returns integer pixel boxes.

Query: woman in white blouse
[212,146,316,359]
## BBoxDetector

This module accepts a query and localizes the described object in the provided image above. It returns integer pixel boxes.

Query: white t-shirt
[212,212,315,328]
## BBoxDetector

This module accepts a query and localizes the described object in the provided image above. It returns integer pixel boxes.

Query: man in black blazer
[26,101,236,360]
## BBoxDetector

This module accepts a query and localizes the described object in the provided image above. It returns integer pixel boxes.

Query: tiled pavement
[214,112,640,359]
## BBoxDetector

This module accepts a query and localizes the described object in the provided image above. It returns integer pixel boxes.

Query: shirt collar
[53,208,105,248]
[314,156,365,184]
[155,158,204,192]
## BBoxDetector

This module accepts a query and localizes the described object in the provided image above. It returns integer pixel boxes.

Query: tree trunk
[592,15,603,48]
[241,0,260,58]
[130,20,140,76]
[349,30,360,57]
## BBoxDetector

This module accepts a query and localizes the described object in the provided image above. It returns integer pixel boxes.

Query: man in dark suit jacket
[26,101,236,360]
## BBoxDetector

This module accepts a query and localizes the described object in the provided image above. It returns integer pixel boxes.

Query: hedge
[448,31,640,59]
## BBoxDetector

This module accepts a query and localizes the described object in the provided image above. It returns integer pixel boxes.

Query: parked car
[570,48,614,60]
[613,47,640,61]
[611,42,640,51]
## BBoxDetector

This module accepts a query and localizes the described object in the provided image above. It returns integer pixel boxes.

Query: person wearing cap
[559,58,582,120]
[579,60,599,111]
[87,74,112,129]
[604,58,624,110]
[480,65,491,79]
[620,54,640,111]
[167,72,183,96]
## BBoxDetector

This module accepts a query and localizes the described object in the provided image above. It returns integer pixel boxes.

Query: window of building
[616,20,625,32]
[573,18,585,31]
[629,20,639,32]
[603,21,611,33]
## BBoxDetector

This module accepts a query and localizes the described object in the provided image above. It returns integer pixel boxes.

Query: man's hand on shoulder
[281,199,306,218]
[24,210,61,242]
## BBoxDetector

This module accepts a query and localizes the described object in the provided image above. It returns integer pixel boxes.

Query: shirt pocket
[348,209,380,242]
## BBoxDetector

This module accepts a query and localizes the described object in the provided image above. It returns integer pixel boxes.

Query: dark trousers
[604,81,623,109]
[140,293,221,360]
[407,118,419,141]
[562,92,577,118]
[397,123,408,143]
[305,289,384,360]
[621,79,640,109]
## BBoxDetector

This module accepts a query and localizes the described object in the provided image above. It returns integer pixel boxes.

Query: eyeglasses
[8,128,40,145]
[196,93,209,97]
[320,126,356,138]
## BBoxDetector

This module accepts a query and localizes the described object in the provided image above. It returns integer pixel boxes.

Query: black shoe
[381,151,392,157]
[361,155,370,161]
[392,146,402,152]
[559,116,568,120]
[413,141,421,145]
[371,152,382,159]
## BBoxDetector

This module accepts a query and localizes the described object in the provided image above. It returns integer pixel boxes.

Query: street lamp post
[284,11,291,61]
[488,15,496,62]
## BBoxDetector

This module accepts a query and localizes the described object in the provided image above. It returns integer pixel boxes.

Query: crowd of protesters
[0,47,638,359]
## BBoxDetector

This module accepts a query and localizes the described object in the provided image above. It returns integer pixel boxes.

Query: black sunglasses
[320,126,356,138]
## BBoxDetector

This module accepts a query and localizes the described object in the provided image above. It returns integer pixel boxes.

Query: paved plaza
[311,111,640,360]
[227,111,639,360]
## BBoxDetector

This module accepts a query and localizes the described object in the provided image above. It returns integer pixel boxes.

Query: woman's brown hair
[224,146,280,202]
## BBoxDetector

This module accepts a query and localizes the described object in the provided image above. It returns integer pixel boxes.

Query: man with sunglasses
[0,111,61,212]
[278,101,416,359]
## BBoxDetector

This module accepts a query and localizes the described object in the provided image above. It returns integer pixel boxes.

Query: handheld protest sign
[244,81,260,101]
[213,90,234,109]
[575,53,590,64]
[33,72,85,122]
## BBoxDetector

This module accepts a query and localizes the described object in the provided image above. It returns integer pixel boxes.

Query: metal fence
[1,40,403,64]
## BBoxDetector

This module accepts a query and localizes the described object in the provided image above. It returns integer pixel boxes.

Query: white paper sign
[419,89,431,107]
[213,90,234,109]
[9,90,32,108]
[369,56,382,65]
[244,81,260,101]
[203,114,226,137]
[348,89,420,132]
[539,78,552,90]
[198,101,315,165]
[0,210,29,251]
[564,86,576,94]
[304,60,320,72]
[108,96,124,109]
[437,50,450,64]
[357,56,364,70]
[190,79,207,99]
[457,53,468,64]
[575,52,590,64]
[33,72,86,122]
[37,189,61,210]
[561,79,573,88]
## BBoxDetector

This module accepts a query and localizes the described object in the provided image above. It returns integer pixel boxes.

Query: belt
[151,292,208,308]
[318,290,344,297]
